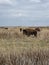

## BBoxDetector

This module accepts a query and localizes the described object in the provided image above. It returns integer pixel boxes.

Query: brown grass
[0,26,49,65]
[0,48,49,65]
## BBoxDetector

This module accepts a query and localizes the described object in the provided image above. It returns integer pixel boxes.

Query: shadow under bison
[23,28,40,37]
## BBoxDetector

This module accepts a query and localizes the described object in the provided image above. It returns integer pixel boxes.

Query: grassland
[0,26,49,65]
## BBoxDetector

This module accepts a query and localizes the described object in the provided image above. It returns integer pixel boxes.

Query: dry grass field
[0,26,49,65]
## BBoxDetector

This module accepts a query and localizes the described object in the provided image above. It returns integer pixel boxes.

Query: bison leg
[34,34,37,37]
[27,32,30,37]
[33,31,37,37]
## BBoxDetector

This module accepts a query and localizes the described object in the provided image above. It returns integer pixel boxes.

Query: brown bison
[35,27,40,31]
[23,28,37,37]
[20,28,22,32]
[4,27,8,29]
[23,27,40,37]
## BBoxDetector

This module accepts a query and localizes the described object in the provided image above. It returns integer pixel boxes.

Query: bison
[4,27,8,29]
[20,28,22,32]
[35,27,40,31]
[23,28,37,37]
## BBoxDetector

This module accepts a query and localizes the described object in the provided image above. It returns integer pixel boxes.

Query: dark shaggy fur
[20,28,22,32]
[23,29,37,37]
[35,27,40,31]
[4,27,8,29]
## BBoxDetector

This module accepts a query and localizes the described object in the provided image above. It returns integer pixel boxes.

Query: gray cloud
[0,0,49,26]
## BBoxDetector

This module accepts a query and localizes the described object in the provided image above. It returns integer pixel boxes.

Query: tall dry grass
[0,27,22,39]
[0,27,49,39]
[0,27,49,65]
[0,48,49,65]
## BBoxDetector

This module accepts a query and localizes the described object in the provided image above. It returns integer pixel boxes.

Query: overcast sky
[0,0,49,26]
